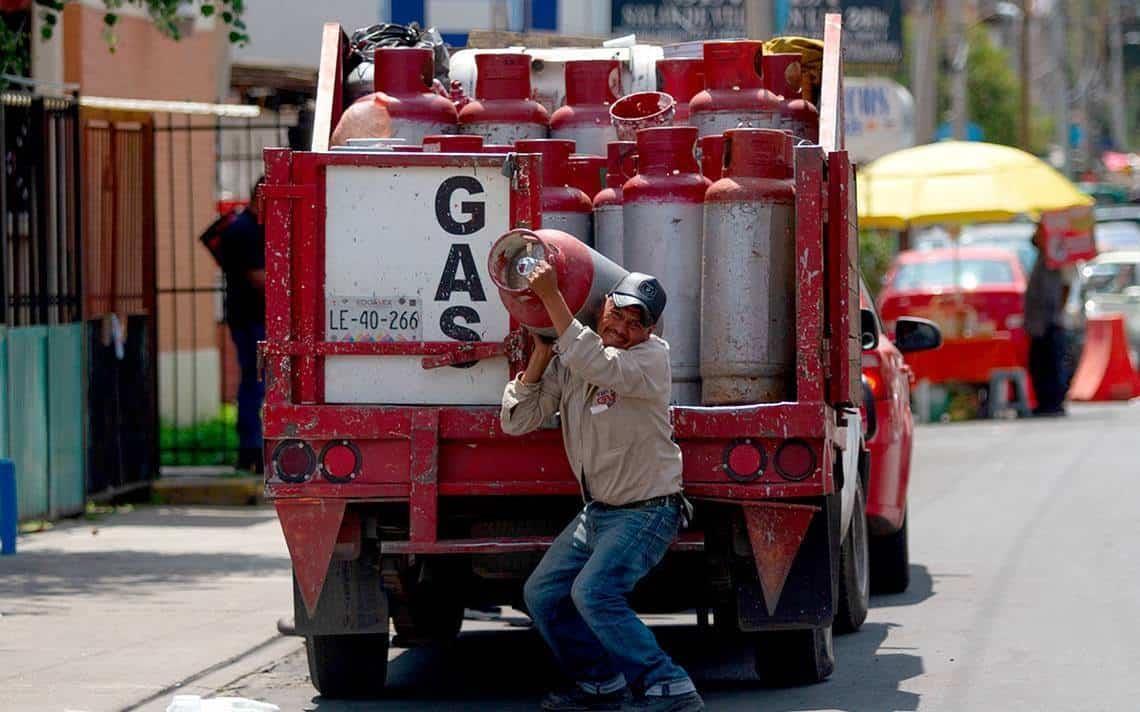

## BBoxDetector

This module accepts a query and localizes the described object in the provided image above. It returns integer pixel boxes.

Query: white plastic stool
[987,368,1031,418]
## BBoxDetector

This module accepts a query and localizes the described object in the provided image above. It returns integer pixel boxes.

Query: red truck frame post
[263,15,862,695]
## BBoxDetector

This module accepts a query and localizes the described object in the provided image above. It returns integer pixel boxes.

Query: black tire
[753,626,835,686]
[306,632,390,698]
[870,513,910,594]
[835,485,870,634]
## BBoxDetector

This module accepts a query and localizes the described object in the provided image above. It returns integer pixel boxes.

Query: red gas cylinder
[422,134,484,152]
[488,228,628,338]
[550,60,621,156]
[622,126,708,404]
[515,139,594,244]
[689,41,782,138]
[593,141,637,264]
[762,53,820,143]
[656,58,704,124]
[369,47,458,142]
[609,91,676,141]
[701,128,796,405]
[568,154,607,201]
[459,53,549,144]
[697,134,726,181]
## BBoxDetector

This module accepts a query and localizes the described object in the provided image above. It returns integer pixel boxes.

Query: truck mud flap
[293,558,389,637]
[734,494,841,631]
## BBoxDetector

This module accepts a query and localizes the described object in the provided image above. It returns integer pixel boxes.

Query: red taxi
[859,281,940,593]
[878,247,1028,389]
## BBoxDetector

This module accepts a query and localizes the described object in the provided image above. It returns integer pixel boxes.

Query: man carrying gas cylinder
[500,260,703,712]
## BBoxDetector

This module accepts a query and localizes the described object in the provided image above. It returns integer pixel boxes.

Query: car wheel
[306,632,390,698]
[835,483,870,634]
[870,513,910,594]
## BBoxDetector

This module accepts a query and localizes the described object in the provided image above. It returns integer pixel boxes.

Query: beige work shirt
[500,319,684,506]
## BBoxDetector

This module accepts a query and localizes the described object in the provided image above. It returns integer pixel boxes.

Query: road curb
[152,476,265,506]
[131,634,305,711]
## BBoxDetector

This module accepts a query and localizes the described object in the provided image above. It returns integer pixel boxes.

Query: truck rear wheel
[870,513,910,594]
[835,485,870,634]
[306,632,389,698]
[752,626,835,686]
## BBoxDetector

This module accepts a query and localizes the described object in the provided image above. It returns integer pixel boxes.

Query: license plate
[326,296,422,343]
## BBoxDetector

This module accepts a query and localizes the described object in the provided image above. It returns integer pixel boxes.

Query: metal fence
[1,89,86,520]
[153,110,292,471]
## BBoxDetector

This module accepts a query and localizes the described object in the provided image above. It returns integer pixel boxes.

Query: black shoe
[624,691,705,712]
[540,686,627,711]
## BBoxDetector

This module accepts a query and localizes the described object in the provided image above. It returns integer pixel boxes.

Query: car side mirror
[895,316,942,353]
[860,308,879,351]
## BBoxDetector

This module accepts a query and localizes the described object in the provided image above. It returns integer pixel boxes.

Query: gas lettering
[434,244,487,301]
[435,176,486,235]
[440,306,481,369]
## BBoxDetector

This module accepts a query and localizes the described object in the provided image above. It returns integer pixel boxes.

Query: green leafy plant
[159,404,239,467]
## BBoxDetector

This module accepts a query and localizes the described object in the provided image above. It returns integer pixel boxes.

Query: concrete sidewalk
[0,506,299,712]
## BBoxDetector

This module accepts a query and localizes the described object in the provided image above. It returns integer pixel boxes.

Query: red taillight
[272,440,316,483]
[863,367,887,399]
[774,440,816,481]
[723,440,766,482]
[321,440,361,483]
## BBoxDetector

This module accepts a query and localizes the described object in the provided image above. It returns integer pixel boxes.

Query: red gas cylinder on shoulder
[622,126,708,404]
[761,53,820,143]
[656,58,704,124]
[459,53,549,144]
[488,228,628,338]
[689,41,782,138]
[550,60,621,156]
[701,128,797,405]
[421,134,484,152]
[697,134,726,181]
[593,141,637,264]
[368,47,458,142]
[568,154,607,201]
[515,139,594,244]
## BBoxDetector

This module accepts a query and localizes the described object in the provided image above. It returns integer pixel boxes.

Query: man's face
[598,297,652,349]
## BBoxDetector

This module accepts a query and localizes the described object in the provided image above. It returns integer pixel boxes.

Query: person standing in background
[1025,222,1071,417]
[221,179,267,472]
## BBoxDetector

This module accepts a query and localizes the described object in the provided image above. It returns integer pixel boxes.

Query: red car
[860,280,941,593]
[877,247,1028,391]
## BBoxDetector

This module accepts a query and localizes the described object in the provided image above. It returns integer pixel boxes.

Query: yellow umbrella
[857,140,1094,230]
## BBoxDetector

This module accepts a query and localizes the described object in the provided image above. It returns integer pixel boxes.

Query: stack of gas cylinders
[339,40,820,407]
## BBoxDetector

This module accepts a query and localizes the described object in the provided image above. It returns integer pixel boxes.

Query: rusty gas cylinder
[761,53,820,143]
[368,47,458,142]
[656,58,704,125]
[622,126,708,404]
[697,134,726,182]
[689,41,782,138]
[515,139,594,244]
[593,141,637,264]
[568,154,608,201]
[421,134,484,152]
[701,128,796,405]
[459,53,549,144]
[550,60,621,155]
[488,228,628,338]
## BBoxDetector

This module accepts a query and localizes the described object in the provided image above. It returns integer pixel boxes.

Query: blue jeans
[524,500,695,696]
[228,322,265,449]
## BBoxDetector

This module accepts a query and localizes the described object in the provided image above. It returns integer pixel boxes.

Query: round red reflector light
[272,440,315,483]
[320,441,361,483]
[724,440,766,482]
[774,440,816,481]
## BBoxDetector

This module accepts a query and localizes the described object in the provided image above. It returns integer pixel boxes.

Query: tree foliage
[1,0,247,78]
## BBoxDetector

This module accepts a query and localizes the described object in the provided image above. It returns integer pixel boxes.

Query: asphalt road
[218,402,1140,711]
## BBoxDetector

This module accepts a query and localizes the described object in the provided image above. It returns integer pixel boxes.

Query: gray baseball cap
[609,272,667,326]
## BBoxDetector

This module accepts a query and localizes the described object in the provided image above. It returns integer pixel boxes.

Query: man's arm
[500,337,563,435]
